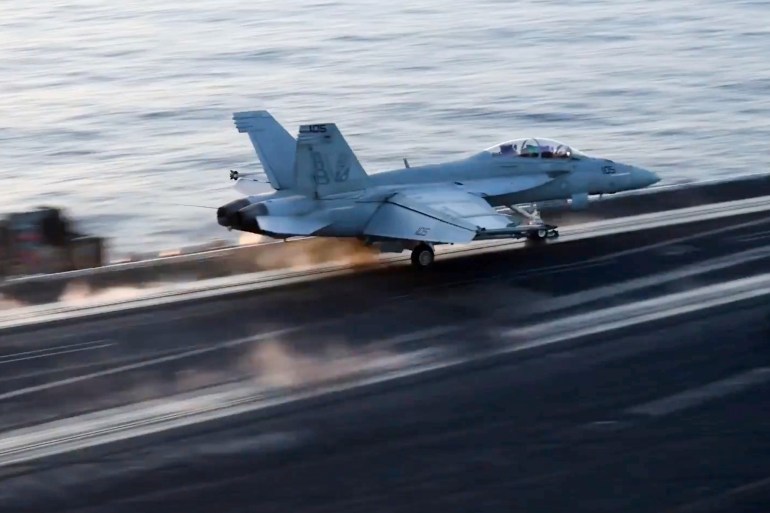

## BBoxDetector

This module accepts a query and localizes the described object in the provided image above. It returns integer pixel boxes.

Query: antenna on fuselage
[403,158,410,168]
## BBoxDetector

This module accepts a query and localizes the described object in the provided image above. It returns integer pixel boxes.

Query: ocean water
[2,0,769,256]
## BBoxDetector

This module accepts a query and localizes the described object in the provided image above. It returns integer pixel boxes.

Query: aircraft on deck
[216,111,660,268]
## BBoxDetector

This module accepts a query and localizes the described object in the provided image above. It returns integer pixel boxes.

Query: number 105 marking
[602,165,616,174]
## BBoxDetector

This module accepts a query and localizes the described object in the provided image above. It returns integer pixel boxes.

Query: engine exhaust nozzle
[234,203,268,233]
[217,198,251,228]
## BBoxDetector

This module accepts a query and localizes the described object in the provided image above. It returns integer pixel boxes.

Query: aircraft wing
[363,188,527,244]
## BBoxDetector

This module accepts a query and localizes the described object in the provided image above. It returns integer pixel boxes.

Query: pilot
[554,145,570,159]
[541,145,554,159]
[500,143,514,155]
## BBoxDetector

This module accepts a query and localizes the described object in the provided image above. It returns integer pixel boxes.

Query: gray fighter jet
[217,111,659,268]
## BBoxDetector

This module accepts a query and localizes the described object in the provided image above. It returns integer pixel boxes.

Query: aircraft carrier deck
[0,175,769,512]
[2,172,770,306]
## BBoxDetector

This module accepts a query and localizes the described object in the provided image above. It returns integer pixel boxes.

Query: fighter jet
[217,111,660,268]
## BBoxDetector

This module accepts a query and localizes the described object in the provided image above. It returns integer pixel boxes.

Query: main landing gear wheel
[410,243,435,269]
[526,226,559,244]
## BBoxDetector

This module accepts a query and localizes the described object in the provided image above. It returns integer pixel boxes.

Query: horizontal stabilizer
[234,179,272,196]
[256,215,331,237]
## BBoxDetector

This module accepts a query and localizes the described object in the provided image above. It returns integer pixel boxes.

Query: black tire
[525,228,547,244]
[410,244,434,268]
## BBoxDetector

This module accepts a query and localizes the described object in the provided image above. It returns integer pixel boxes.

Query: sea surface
[2,0,769,256]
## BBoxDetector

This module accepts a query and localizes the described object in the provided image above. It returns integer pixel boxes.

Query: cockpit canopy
[484,138,587,159]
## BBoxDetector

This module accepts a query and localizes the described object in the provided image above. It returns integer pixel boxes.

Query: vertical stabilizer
[294,123,369,198]
[233,111,296,190]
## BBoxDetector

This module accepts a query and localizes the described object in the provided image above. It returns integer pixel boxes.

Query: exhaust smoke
[54,280,198,307]
[250,238,380,271]
[58,281,155,306]
[244,339,437,389]
[238,232,269,245]
[0,294,25,311]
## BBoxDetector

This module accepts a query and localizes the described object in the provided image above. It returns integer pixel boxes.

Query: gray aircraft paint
[218,111,659,257]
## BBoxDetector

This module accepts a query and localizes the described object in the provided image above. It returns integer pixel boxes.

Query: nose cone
[631,166,661,189]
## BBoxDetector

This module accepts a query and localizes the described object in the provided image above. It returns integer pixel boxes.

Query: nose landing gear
[528,226,560,240]
[525,226,560,246]
[508,204,559,244]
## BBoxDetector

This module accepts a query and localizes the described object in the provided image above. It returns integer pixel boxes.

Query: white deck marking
[503,273,770,341]
[0,345,209,385]
[731,229,770,244]
[0,341,114,365]
[0,278,769,466]
[0,325,459,400]
[531,243,770,313]
[371,325,461,349]
[0,340,110,361]
[625,367,770,417]
[0,328,297,401]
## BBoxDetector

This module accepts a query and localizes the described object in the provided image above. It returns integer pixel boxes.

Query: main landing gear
[410,243,435,269]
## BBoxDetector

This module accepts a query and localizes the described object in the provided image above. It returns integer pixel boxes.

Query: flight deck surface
[1,197,769,513]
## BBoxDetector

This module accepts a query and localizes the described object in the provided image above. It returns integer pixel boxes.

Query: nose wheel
[525,226,560,245]
[410,243,435,269]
